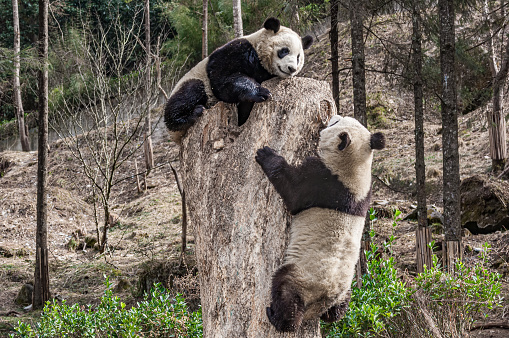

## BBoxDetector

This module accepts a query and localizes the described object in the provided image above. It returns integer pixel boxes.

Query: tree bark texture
[349,0,367,127]
[330,0,340,111]
[34,0,50,309]
[180,77,334,337]
[202,0,208,59]
[12,0,30,152]
[349,0,369,277]
[439,0,462,270]
[412,5,431,273]
[144,0,154,173]
[233,0,243,38]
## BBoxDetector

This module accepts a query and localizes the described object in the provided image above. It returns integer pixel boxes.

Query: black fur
[255,146,371,217]
[207,38,275,103]
[266,264,305,332]
[264,17,280,33]
[164,79,208,131]
[302,35,313,50]
[237,102,255,126]
[320,292,352,323]
[370,132,385,150]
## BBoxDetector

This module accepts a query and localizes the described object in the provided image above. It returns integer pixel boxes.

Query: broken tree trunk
[180,77,334,337]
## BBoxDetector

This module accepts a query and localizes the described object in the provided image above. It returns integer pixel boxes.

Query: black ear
[302,35,313,50]
[370,132,385,150]
[264,17,280,33]
[338,132,351,151]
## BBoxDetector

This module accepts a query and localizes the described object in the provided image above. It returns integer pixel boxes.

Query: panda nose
[288,66,296,73]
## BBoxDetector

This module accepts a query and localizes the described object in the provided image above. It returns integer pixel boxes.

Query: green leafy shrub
[322,209,502,337]
[12,277,202,337]
[406,242,502,335]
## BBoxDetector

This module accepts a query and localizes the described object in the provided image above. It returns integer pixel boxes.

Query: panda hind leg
[267,264,305,332]
[320,291,352,323]
[164,79,208,132]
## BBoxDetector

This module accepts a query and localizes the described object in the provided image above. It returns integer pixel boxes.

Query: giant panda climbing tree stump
[180,77,334,337]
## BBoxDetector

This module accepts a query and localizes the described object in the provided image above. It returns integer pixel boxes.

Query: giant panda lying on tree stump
[256,115,386,332]
[164,17,313,141]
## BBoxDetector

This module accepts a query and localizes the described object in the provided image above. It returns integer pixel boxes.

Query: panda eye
[338,132,351,151]
[278,48,290,59]
[297,54,300,64]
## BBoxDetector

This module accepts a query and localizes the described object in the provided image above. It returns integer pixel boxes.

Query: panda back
[170,57,216,106]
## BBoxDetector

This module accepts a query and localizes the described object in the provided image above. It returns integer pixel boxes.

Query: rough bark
[34,0,50,309]
[349,0,368,277]
[330,0,340,111]
[412,4,432,273]
[439,0,462,271]
[12,0,30,152]
[144,0,154,173]
[233,0,243,38]
[349,0,367,127]
[202,0,208,59]
[180,77,334,337]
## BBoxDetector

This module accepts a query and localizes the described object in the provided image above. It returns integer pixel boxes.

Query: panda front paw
[253,87,271,102]
[255,146,278,165]
[256,146,287,177]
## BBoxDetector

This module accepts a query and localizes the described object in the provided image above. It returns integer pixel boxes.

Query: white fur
[284,208,364,320]
[319,115,373,201]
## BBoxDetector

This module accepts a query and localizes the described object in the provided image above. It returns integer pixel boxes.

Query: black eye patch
[278,48,290,59]
[297,54,300,64]
[338,132,351,151]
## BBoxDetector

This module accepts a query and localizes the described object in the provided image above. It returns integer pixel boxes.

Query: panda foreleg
[255,147,297,209]
[219,74,271,103]
[320,291,352,323]
[267,264,305,332]
[164,79,208,132]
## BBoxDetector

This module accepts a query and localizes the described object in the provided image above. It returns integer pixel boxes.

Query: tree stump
[180,77,334,337]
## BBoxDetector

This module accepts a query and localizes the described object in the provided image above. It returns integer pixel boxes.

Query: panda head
[319,115,385,198]
[255,17,313,78]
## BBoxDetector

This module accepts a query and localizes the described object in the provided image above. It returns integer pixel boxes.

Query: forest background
[0,0,509,337]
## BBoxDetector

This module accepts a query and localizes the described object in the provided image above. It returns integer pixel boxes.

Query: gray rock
[15,283,33,306]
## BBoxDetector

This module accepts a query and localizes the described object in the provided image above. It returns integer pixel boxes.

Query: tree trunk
[330,0,340,111]
[33,0,50,309]
[12,0,30,152]
[484,0,508,173]
[349,0,369,277]
[349,0,367,127]
[233,0,243,38]
[202,0,208,59]
[439,0,462,271]
[180,77,334,337]
[144,0,154,174]
[412,4,432,273]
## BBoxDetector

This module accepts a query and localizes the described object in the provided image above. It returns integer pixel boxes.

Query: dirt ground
[1,22,508,337]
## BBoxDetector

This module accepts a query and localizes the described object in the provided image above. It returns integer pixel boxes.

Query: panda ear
[264,17,280,33]
[370,132,386,150]
[302,35,313,50]
[338,132,351,151]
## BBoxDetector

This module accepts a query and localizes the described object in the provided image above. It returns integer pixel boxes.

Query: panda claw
[256,87,271,102]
